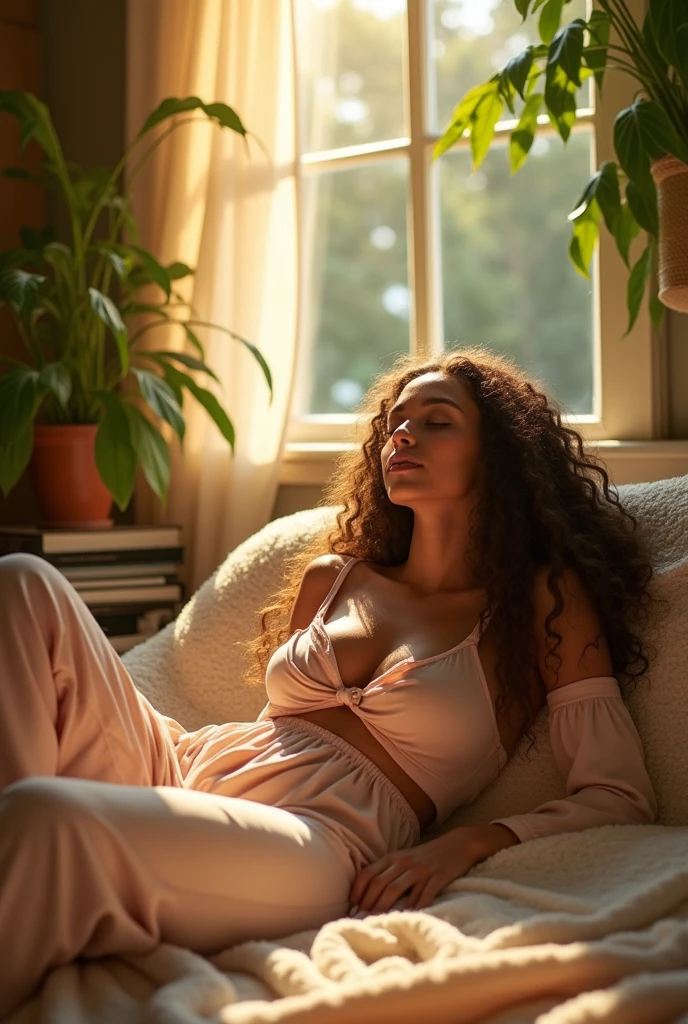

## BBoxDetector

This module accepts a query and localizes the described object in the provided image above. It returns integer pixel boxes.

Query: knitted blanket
[10,474,688,1023]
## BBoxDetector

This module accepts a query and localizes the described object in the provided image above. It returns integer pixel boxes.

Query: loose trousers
[0,554,418,1015]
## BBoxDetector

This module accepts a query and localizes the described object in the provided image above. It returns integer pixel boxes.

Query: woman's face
[380,371,483,508]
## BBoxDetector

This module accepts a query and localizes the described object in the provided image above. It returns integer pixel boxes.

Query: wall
[1,0,687,531]
[0,0,127,524]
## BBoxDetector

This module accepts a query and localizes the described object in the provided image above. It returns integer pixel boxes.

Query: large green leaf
[0,367,38,446]
[138,96,247,139]
[159,361,185,408]
[0,92,78,223]
[585,8,611,92]
[433,81,496,159]
[615,101,688,186]
[94,391,136,510]
[182,324,206,360]
[0,91,58,157]
[93,246,130,279]
[124,403,170,502]
[569,160,621,236]
[568,198,601,278]
[509,93,543,172]
[166,261,194,281]
[626,178,659,237]
[0,268,46,320]
[127,245,172,300]
[0,421,33,497]
[138,349,220,383]
[504,46,534,101]
[88,287,129,376]
[131,367,185,440]
[548,18,586,87]
[544,63,577,142]
[539,0,564,44]
[470,88,504,168]
[613,202,641,268]
[647,0,688,92]
[215,326,273,400]
[624,244,652,337]
[37,362,72,408]
[162,362,235,450]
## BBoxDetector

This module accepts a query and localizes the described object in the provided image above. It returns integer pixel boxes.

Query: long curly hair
[244,346,668,751]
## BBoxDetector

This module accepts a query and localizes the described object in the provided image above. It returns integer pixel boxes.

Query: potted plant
[434,0,688,334]
[0,91,272,527]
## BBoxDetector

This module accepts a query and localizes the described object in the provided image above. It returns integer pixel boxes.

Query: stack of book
[0,524,185,654]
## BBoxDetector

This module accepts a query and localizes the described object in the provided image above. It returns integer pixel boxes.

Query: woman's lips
[388,462,422,473]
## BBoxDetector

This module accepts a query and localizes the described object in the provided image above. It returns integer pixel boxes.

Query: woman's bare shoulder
[289,554,349,632]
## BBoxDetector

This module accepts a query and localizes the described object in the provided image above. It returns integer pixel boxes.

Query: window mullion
[406,0,435,359]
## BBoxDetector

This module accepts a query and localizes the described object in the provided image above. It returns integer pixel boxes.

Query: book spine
[73,575,176,591]
[0,546,184,567]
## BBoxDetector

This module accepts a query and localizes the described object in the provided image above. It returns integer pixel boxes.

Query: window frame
[287,0,664,451]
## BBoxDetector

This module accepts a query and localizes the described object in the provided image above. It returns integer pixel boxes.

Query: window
[289,0,658,453]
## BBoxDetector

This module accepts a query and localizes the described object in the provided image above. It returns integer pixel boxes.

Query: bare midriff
[290,706,437,830]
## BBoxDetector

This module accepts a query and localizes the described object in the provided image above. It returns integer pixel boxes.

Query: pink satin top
[261,555,657,834]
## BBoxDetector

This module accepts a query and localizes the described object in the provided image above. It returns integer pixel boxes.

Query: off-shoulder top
[261,556,657,834]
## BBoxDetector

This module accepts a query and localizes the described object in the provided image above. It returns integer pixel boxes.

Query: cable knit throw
[13,473,688,1024]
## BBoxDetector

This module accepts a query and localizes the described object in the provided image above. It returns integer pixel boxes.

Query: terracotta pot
[651,155,688,314]
[29,424,114,529]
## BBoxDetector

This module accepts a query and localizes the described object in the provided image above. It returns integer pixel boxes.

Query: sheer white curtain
[126,0,300,593]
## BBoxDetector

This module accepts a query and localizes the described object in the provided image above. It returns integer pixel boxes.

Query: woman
[0,348,661,1015]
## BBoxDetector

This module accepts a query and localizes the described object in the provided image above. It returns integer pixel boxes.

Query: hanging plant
[434,0,688,333]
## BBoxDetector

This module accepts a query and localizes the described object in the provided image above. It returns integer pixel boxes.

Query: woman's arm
[490,566,656,841]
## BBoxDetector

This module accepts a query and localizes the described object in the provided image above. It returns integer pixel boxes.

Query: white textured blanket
[10,474,688,1023]
[12,826,688,1022]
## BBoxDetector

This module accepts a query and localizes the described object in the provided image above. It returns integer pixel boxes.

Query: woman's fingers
[353,858,425,913]
[364,870,418,913]
[406,876,444,910]
[355,864,405,911]
[350,853,404,905]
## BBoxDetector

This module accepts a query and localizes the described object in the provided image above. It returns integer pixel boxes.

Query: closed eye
[386,420,451,435]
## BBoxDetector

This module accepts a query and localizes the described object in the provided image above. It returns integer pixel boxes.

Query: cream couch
[19,473,688,1024]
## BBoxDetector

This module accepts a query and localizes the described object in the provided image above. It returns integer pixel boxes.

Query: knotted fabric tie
[335,686,363,707]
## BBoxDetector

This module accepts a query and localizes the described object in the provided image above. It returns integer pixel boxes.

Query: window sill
[281,440,688,487]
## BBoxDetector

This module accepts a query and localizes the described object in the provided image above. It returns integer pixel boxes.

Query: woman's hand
[348,824,520,915]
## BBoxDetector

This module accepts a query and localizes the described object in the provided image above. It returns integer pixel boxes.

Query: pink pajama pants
[0,554,419,1016]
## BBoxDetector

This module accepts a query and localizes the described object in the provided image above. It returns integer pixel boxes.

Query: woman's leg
[0,553,184,790]
[0,775,351,1016]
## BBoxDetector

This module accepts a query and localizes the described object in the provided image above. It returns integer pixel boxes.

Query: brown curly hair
[245,346,668,751]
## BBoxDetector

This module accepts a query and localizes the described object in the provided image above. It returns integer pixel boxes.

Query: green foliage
[0,91,273,507]
[434,0,688,336]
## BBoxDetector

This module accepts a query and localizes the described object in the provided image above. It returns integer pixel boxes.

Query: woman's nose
[391,421,415,445]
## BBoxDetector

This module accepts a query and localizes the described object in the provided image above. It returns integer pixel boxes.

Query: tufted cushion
[124,474,688,829]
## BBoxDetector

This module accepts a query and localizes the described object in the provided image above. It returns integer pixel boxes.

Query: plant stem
[15,319,43,367]
[602,0,685,125]
[80,116,203,258]
[124,116,206,190]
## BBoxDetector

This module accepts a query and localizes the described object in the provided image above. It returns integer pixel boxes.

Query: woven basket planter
[651,155,688,314]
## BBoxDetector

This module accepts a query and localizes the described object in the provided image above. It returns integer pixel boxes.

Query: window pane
[439,128,594,415]
[299,160,410,414]
[294,0,407,155]
[429,0,590,134]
